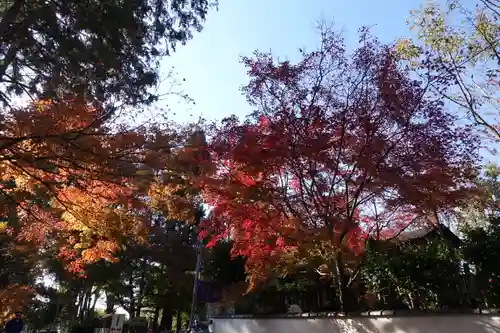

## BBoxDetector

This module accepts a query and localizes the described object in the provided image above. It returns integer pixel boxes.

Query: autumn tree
[27,213,202,330]
[397,0,500,139]
[0,96,214,331]
[0,96,207,275]
[199,27,480,311]
[0,230,38,320]
[0,0,216,110]
[0,285,34,323]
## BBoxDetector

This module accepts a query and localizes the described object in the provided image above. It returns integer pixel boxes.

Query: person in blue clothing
[3,311,24,333]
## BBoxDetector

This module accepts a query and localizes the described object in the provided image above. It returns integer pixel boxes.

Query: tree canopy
[397,0,499,139]
[0,0,217,110]
[197,27,480,310]
[2,1,500,329]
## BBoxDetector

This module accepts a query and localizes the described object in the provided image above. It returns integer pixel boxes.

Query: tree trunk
[174,310,181,333]
[91,288,101,315]
[105,292,116,314]
[333,255,350,312]
[80,288,92,320]
[160,308,173,332]
[66,289,79,320]
[77,292,86,320]
[136,262,147,318]
[152,307,160,332]
[128,272,136,317]
[86,288,93,318]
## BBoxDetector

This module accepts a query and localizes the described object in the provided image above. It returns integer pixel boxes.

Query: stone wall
[210,310,500,333]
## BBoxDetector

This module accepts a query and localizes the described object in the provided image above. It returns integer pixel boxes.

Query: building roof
[393,223,462,248]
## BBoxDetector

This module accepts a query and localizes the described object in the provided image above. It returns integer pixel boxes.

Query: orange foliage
[0,285,34,323]
[148,129,213,222]
[0,97,198,273]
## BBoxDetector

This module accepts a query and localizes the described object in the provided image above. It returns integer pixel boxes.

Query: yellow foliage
[148,182,199,222]
[0,97,211,274]
[394,38,421,60]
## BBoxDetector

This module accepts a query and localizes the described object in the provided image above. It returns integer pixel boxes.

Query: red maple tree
[198,28,480,309]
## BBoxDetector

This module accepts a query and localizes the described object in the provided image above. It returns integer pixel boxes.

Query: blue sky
[161,0,418,123]
[157,0,499,164]
[48,2,423,312]
[85,1,422,315]
[84,1,495,315]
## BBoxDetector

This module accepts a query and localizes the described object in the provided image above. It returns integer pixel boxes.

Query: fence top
[209,308,500,319]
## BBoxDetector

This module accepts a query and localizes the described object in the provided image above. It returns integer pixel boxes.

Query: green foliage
[202,241,246,287]
[0,0,499,320]
[275,275,316,293]
[454,164,499,229]
[362,238,466,310]
[26,286,66,331]
[17,216,198,330]
[463,219,500,307]
[0,0,217,109]
[398,0,500,139]
[96,218,197,319]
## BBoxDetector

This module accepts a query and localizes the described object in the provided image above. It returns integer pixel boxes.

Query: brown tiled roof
[371,222,462,248]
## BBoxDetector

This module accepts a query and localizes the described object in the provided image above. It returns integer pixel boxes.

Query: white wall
[211,313,500,333]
